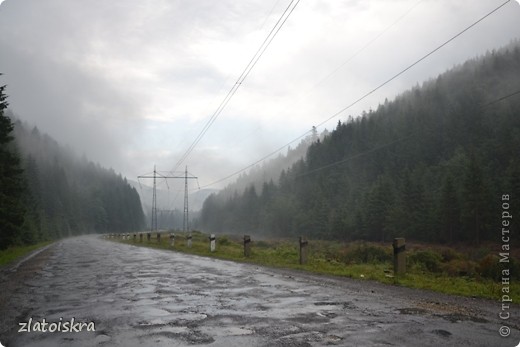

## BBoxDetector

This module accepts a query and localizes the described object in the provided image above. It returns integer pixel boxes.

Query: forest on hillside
[199,41,520,244]
[0,93,145,249]
[215,126,326,200]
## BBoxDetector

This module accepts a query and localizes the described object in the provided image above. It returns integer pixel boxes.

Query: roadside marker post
[393,238,406,275]
[187,234,192,248]
[147,233,151,242]
[139,233,143,242]
[210,234,216,252]
[244,235,251,257]
[170,233,175,247]
[299,236,308,265]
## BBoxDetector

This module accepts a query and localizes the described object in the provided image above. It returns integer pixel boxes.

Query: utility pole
[138,165,177,234]
[183,166,190,233]
[180,166,198,233]
[138,165,198,234]
[152,165,157,233]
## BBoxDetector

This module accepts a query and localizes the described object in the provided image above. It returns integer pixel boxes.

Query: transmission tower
[183,166,190,233]
[138,165,176,233]
[138,165,198,233]
[179,166,198,233]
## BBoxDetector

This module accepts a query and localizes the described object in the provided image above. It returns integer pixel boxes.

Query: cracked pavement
[0,235,518,346]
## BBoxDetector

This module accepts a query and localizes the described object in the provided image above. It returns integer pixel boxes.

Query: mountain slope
[8,116,146,243]
[199,41,520,244]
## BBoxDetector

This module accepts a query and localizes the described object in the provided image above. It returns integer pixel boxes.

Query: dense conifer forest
[199,42,520,244]
[0,89,145,249]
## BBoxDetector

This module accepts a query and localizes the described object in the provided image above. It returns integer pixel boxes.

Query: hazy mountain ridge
[128,179,217,229]
[6,114,146,243]
[198,41,520,243]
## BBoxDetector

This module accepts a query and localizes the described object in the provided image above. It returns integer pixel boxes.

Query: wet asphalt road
[0,235,518,347]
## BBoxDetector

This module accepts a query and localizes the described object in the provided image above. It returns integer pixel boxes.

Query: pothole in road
[314,301,355,309]
[202,326,255,337]
[288,312,330,324]
[435,313,488,323]
[397,307,429,315]
[431,329,452,338]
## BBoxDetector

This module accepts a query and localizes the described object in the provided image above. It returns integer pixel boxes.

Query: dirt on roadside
[0,244,55,338]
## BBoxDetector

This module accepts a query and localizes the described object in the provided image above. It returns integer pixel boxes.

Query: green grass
[0,241,53,267]
[112,232,519,302]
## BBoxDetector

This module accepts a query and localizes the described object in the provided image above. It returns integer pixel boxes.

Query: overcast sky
[0,0,519,191]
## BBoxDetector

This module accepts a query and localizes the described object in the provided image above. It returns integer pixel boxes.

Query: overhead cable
[200,0,513,188]
[172,0,301,173]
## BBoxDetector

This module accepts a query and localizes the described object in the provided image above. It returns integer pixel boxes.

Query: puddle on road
[314,301,356,309]
[435,313,488,323]
[202,326,255,337]
[133,306,172,318]
[397,307,429,315]
[3,236,504,347]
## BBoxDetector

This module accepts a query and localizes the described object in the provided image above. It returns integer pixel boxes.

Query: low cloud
[1,0,519,186]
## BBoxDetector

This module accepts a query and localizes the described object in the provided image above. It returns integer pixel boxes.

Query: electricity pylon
[138,165,198,233]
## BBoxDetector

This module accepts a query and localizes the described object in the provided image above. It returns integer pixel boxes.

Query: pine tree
[438,175,460,244]
[461,154,487,245]
[0,82,26,249]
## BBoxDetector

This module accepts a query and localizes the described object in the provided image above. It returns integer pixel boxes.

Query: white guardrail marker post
[210,234,216,252]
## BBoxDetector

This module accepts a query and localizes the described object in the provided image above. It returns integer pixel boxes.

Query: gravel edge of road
[0,242,57,339]
[118,238,520,328]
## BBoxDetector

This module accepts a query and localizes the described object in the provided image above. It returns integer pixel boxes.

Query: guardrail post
[209,234,216,252]
[187,234,192,248]
[299,236,308,265]
[244,235,251,257]
[393,238,406,275]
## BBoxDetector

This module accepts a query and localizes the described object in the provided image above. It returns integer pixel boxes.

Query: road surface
[0,235,518,346]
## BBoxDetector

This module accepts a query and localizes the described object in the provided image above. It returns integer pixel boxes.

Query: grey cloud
[1,0,519,185]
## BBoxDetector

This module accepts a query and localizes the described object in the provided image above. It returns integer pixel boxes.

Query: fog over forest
[1,0,519,190]
[1,2,520,346]
[1,0,520,239]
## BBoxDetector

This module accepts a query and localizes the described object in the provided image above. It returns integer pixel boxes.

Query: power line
[218,0,425,152]
[484,89,520,107]
[172,0,301,173]
[200,130,310,189]
[313,0,513,130]
[199,0,513,189]
[138,166,198,233]
[292,87,520,179]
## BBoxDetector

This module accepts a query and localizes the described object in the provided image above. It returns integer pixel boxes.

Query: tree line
[0,84,145,249]
[198,41,520,245]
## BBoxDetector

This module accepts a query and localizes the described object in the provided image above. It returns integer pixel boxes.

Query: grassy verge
[0,241,54,267]
[113,232,519,302]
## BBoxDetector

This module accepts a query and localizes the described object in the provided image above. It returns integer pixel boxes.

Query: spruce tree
[0,81,26,249]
